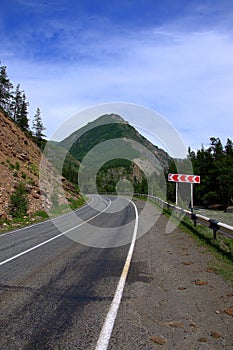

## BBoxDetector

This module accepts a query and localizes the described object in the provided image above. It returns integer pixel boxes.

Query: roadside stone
[198,337,208,342]
[160,321,184,328]
[206,268,215,273]
[211,331,221,339]
[150,336,167,345]
[181,261,193,265]
[178,287,187,290]
[224,307,233,316]
[194,280,208,285]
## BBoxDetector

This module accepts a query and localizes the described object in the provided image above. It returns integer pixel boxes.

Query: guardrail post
[191,212,197,227]
[209,219,219,240]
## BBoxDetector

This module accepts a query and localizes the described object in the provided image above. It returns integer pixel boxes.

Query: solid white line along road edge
[0,198,95,238]
[0,198,111,266]
[95,198,139,350]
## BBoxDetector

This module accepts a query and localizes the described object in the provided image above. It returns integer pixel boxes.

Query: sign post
[168,173,200,210]
[190,183,194,209]
[176,182,178,206]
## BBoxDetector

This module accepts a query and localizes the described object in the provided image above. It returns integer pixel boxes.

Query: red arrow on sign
[180,175,187,182]
[168,173,200,183]
[168,173,179,182]
[170,174,179,182]
[194,175,200,183]
[187,175,195,183]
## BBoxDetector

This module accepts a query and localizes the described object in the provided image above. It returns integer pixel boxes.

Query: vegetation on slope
[0,62,84,230]
[167,137,233,209]
[60,113,171,194]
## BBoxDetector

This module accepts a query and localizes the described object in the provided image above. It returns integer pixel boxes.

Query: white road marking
[95,199,139,350]
[0,198,95,238]
[0,198,111,266]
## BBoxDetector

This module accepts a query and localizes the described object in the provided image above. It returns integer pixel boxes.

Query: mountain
[60,114,170,167]
[0,112,82,224]
[43,140,80,184]
[60,114,171,194]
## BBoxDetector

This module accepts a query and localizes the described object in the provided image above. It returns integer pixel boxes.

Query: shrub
[34,210,49,219]
[9,182,28,218]
[15,162,20,171]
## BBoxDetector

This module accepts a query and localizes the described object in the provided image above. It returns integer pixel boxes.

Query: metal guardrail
[102,192,233,240]
[146,194,233,240]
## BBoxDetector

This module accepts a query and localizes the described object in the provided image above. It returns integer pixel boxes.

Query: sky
[1,0,233,157]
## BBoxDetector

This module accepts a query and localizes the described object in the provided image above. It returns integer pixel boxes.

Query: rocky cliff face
[0,112,80,220]
[0,112,43,217]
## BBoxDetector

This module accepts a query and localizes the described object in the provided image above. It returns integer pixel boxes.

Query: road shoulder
[110,201,233,349]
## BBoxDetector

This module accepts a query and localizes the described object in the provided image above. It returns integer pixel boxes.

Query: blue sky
[1,0,233,156]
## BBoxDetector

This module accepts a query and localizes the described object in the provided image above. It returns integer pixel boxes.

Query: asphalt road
[1,196,233,350]
[0,195,138,349]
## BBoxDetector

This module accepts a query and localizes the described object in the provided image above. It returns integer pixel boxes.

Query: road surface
[0,195,232,349]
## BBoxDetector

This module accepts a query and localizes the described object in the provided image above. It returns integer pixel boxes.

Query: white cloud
[3,24,233,156]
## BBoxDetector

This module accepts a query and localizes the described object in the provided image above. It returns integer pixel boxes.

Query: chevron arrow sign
[168,173,200,183]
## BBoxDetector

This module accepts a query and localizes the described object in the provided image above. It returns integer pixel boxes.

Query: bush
[34,210,49,219]
[9,182,28,218]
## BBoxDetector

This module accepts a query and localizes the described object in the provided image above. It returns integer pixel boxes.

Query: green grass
[68,196,86,210]
[0,196,87,234]
[44,196,86,217]
[162,205,233,284]
[0,216,39,233]
[134,195,233,284]
[34,210,49,219]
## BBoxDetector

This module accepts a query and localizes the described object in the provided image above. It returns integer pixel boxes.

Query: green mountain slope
[44,140,80,184]
[59,114,171,194]
[60,114,170,168]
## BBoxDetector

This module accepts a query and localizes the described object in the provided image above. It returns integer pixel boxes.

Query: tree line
[167,137,233,209]
[0,62,46,145]
[188,137,233,209]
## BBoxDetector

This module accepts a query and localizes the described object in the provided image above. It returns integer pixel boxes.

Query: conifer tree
[10,84,30,131]
[11,84,22,122]
[185,137,233,208]
[16,93,30,131]
[0,64,13,113]
[32,107,46,139]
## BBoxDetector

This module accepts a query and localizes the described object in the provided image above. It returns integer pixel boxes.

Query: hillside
[60,114,170,169]
[60,114,171,194]
[44,140,80,184]
[0,112,82,223]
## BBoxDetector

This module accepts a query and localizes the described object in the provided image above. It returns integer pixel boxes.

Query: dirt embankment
[0,112,80,220]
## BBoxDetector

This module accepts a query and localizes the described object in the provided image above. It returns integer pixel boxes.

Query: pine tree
[10,85,30,131]
[32,107,46,139]
[225,138,233,156]
[188,137,233,208]
[11,84,23,122]
[0,65,13,113]
[17,93,30,131]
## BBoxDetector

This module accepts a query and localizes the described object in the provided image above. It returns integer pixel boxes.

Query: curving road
[0,195,138,349]
[1,195,233,350]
